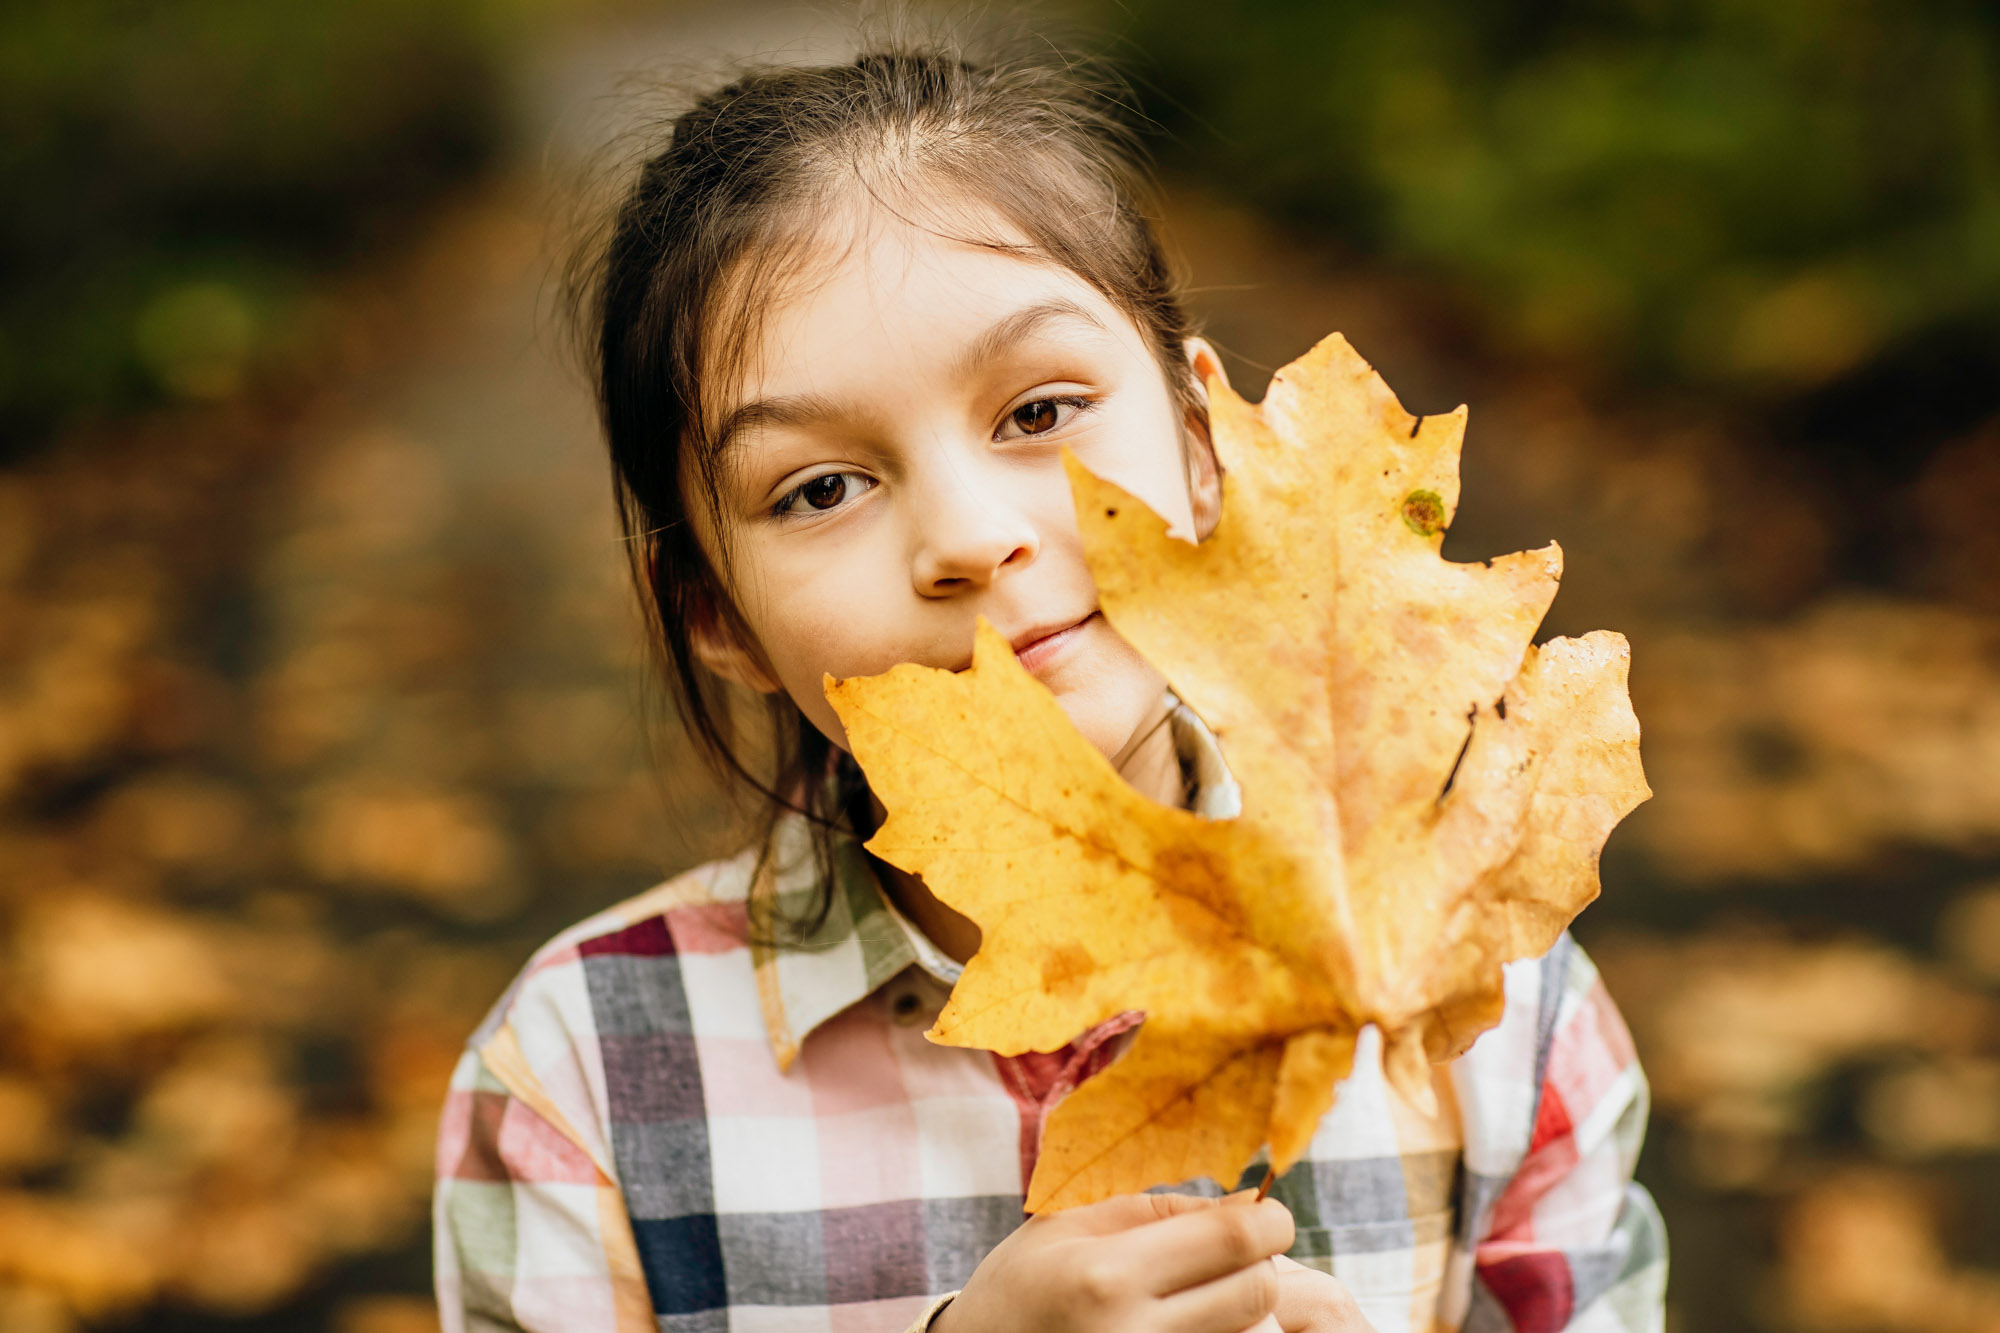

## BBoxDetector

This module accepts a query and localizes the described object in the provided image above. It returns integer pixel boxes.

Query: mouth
[1010,611,1098,676]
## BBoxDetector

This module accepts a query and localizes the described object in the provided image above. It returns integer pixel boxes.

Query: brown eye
[801,474,848,509]
[775,470,874,518]
[1012,400,1060,434]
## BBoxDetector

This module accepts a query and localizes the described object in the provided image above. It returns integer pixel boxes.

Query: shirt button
[891,991,927,1026]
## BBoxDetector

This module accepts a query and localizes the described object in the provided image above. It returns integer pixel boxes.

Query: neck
[874,694,1182,965]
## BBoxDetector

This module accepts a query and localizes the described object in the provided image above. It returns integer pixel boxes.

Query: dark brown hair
[575,34,1202,933]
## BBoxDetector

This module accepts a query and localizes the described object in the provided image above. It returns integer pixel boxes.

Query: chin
[1050,674,1161,762]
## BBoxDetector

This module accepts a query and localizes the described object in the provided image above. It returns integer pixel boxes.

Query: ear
[688,597,784,694]
[1182,337,1229,540]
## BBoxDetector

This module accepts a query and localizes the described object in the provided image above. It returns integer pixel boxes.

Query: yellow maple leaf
[824,333,1649,1211]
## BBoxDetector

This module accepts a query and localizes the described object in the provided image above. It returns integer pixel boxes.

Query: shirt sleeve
[433,1044,655,1333]
[1460,941,1668,1333]
[904,1292,960,1333]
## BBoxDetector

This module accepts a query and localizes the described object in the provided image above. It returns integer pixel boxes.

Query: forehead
[710,197,1143,406]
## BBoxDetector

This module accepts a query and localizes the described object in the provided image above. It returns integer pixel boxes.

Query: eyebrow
[947,297,1110,382]
[709,298,1111,459]
[709,389,850,461]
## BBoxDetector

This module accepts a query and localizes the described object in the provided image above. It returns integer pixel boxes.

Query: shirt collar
[752,693,1241,1070]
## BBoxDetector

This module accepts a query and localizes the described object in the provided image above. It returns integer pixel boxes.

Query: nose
[909,468,1040,597]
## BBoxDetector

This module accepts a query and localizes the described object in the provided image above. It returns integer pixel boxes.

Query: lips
[1010,611,1097,675]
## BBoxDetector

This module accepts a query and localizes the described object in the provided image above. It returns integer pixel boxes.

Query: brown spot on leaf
[1402,489,1446,536]
[1040,943,1095,998]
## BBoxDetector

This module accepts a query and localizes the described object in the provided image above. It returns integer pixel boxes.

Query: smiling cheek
[735,533,912,743]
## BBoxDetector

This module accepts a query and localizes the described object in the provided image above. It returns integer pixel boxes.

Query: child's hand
[1261,1255,1376,1332]
[934,1191,1299,1333]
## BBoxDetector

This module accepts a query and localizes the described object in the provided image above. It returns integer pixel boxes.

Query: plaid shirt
[435,710,1666,1333]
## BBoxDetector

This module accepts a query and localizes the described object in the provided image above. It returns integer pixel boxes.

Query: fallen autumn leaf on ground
[826,332,1650,1210]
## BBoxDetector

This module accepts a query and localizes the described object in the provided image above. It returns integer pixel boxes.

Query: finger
[1158,1258,1282,1333]
[1273,1265,1366,1333]
[1113,1196,1295,1295]
[1062,1190,1222,1236]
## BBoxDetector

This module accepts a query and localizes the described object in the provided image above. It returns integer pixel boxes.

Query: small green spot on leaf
[1401,489,1446,536]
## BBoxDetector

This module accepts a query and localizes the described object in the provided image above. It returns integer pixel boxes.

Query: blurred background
[2,1,1997,1329]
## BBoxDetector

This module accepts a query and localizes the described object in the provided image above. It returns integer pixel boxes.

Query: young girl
[433,40,1667,1333]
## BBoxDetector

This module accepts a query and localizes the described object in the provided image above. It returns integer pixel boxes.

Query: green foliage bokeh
[1116,0,2000,394]
[0,0,534,455]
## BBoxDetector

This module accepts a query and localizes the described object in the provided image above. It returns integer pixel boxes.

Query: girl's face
[690,201,1222,774]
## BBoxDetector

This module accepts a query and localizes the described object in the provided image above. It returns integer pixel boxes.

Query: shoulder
[454,846,765,1159]
[1450,936,1644,1175]
[471,844,761,1046]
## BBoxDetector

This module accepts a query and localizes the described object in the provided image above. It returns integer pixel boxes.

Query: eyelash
[772,470,875,518]
[997,393,1097,441]
[767,394,1100,520]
